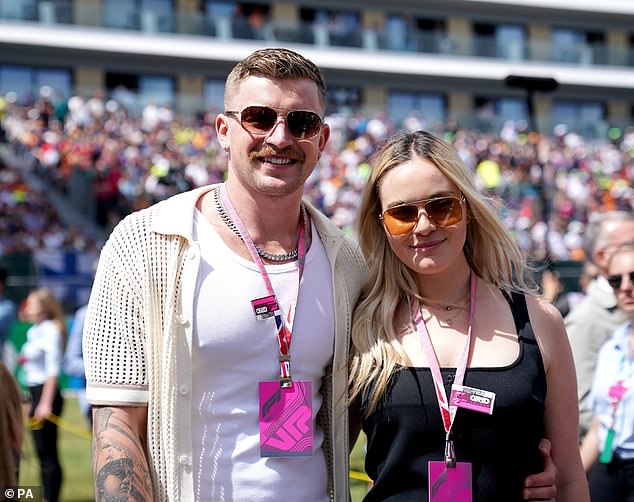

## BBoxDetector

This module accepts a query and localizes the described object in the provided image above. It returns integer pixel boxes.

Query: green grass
[351,433,370,501]
[19,397,369,501]
[19,396,94,502]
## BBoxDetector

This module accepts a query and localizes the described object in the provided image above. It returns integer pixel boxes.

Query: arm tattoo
[92,408,153,501]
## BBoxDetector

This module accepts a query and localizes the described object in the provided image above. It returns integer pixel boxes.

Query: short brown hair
[224,48,327,108]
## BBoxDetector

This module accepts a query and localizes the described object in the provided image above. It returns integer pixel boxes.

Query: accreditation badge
[450,384,495,415]
[428,461,472,502]
[258,380,313,457]
[251,295,279,320]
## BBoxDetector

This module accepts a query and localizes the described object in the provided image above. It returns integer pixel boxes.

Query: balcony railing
[1,1,632,68]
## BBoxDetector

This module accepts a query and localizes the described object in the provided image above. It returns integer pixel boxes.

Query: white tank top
[191,209,334,501]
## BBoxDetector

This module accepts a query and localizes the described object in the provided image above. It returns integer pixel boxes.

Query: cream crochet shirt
[84,185,367,501]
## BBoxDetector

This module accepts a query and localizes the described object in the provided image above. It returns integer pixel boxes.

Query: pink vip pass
[450,384,495,415]
[259,380,313,457]
[429,461,472,502]
[252,295,279,320]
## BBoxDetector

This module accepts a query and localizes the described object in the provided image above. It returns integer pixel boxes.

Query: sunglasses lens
[235,106,322,138]
[287,111,323,139]
[608,272,634,289]
[608,275,622,289]
[382,197,463,236]
[240,106,278,134]
[426,198,462,226]
[383,205,419,235]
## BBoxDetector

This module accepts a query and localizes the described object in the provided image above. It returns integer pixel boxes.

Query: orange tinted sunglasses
[380,196,465,236]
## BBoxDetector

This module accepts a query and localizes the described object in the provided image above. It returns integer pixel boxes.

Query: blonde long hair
[0,362,23,490]
[349,130,533,414]
[27,288,68,350]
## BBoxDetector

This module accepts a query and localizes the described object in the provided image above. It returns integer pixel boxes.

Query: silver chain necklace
[212,187,306,262]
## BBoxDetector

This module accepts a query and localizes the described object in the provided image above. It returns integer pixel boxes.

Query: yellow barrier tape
[28,414,92,440]
[349,470,371,482]
[29,415,371,482]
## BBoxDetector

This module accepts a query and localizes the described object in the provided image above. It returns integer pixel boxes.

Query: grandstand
[0,0,633,136]
[0,0,632,311]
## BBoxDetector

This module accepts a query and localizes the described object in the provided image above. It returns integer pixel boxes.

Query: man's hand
[522,438,557,501]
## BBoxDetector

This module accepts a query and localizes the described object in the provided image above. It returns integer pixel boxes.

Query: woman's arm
[528,296,590,502]
[34,375,57,422]
[580,417,601,472]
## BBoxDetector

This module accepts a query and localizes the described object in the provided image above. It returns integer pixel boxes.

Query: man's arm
[92,406,153,501]
[522,438,557,501]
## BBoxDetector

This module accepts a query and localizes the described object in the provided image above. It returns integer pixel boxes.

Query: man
[85,48,557,501]
[566,210,634,439]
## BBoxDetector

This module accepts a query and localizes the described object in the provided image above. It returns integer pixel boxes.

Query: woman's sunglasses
[225,105,323,139]
[607,271,634,290]
[380,196,465,236]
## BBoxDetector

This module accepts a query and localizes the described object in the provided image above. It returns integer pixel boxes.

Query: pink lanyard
[412,272,477,466]
[607,351,634,426]
[219,184,306,387]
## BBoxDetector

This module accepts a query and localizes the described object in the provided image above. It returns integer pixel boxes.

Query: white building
[0,0,632,136]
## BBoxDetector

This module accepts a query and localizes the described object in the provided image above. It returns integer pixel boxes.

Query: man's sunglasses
[607,271,634,290]
[380,196,465,236]
[224,105,323,139]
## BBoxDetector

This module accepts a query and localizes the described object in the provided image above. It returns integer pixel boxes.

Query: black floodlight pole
[504,75,559,261]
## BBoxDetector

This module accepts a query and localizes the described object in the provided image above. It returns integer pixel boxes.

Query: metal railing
[1,1,632,68]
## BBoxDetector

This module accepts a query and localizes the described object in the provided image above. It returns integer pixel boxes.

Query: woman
[19,288,66,502]
[580,243,634,501]
[349,131,588,501]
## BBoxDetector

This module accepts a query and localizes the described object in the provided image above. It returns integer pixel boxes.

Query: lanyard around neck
[219,183,306,387]
[412,272,477,438]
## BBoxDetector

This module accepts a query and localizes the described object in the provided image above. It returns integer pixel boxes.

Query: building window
[301,8,362,48]
[105,72,174,113]
[139,75,174,107]
[204,1,270,40]
[472,96,528,132]
[388,91,446,130]
[0,65,71,103]
[326,86,362,114]
[497,97,529,124]
[551,27,605,65]
[204,79,224,114]
[552,99,606,138]
[496,24,526,60]
[103,0,173,32]
[473,23,525,60]
[382,15,446,53]
[0,0,36,20]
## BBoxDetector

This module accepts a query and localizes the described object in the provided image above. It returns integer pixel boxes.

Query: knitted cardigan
[84,185,367,501]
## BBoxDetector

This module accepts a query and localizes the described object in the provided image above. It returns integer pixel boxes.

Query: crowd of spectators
[0,147,101,258]
[0,87,632,262]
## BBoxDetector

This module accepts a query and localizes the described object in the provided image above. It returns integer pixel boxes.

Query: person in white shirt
[581,243,634,501]
[19,288,67,502]
[566,211,634,439]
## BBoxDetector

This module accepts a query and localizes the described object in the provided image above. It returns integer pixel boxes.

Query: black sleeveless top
[360,293,547,501]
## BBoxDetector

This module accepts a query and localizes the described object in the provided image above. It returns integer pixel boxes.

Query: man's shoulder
[565,294,609,330]
[109,186,210,242]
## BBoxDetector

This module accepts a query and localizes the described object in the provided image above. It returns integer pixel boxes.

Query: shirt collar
[149,184,347,245]
[612,320,633,351]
